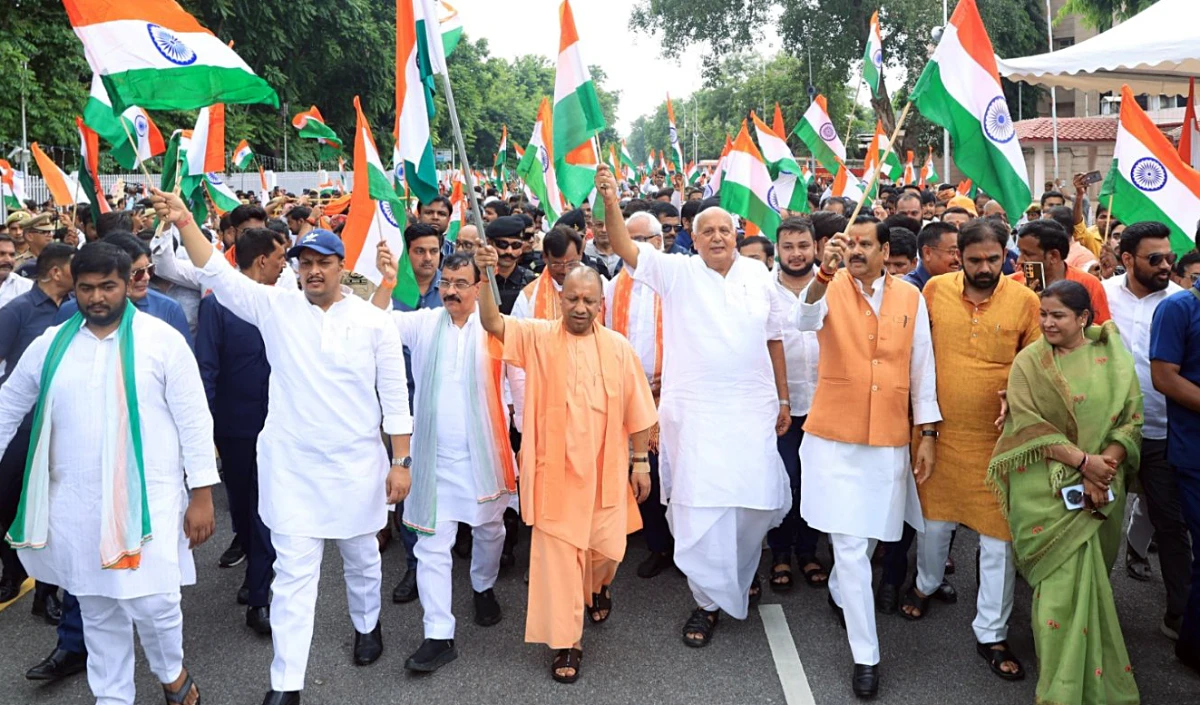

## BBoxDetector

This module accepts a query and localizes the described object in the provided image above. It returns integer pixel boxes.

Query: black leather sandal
[551,648,582,683]
[976,641,1026,681]
[587,585,612,624]
[681,608,719,647]
[163,668,199,705]
[900,587,932,621]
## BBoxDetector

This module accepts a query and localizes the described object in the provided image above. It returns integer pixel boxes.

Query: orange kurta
[916,273,1041,540]
[493,317,657,647]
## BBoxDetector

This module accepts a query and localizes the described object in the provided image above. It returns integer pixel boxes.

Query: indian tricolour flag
[920,147,939,187]
[793,95,846,175]
[204,172,241,214]
[910,0,1030,222]
[63,0,278,113]
[31,143,87,207]
[341,96,418,304]
[720,120,781,241]
[619,139,637,179]
[1100,83,1200,254]
[188,104,225,176]
[830,158,866,203]
[447,170,465,242]
[861,121,901,195]
[1178,78,1200,170]
[0,160,21,212]
[437,1,464,57]
[233,139,253,170]
[703,134,734,198]
[553,0,605,207]
[752,111,801,179]
[863,11,884,97]
[901,150,915,186]
[396,0,439,205]
[82,74,165,170]
[292,105,343,153]
[75,117,111,223]
[666,94,684,173]
[516,97,564,222]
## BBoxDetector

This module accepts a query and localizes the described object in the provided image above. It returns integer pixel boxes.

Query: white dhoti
[78,592,184,705]
[414,518,505,639]
[916,519,1016,644]
[269,532,381,691]
[667,504,779,619]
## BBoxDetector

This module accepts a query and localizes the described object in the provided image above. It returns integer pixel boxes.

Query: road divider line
[759,603,817,705]
[0,578,34,613]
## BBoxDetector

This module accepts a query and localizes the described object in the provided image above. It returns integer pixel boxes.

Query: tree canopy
[0,0,618,174]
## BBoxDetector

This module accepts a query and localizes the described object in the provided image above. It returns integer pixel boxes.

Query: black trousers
[0,427,32,581]
[637,452,673,554]
[214,436,275,608]
[1139,439,1193,620]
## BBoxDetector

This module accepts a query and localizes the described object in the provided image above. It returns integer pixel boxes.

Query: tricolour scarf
[404,310,517,535]
[6,304,151,570]
[610,268,663,384]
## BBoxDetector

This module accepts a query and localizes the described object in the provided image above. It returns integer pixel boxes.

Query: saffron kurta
[494,317,656,647]
[918,272,1040,541]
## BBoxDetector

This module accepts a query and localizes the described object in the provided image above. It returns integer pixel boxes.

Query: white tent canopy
[996,0,1200,95]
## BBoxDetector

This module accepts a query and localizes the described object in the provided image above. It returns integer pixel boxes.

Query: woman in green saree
[989,280,1143,705]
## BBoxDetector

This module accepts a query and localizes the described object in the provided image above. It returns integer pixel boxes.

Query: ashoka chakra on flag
[206,172,224,185]
[147,24,197,66]
[1131,157,1168,192]
[873,49,883,67]
[819,123,837,141]
[983,96,1014,143]
[767,185,781,213]
[380,201,399,227]
[134,114,149,136]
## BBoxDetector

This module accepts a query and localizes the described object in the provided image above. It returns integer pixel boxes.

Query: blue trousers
[1176,465,1200,650]
[767,415,820,561]
[638,452,672,554]
[215,436,275,607]
[57,592,85,654]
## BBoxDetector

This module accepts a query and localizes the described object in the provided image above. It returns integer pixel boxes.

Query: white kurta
[603,273,659,384]
[389,308,510,528]
[791,274,941,541]
[507,276,561,433]
[197,255,412,539]
[0,273,33,376]
[771,273,819,417]
[629,244,790,512]
[0,313,218,598]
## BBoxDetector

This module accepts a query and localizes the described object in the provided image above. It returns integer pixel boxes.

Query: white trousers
[915,519,1016,643]
[77,592,184,705]
[414,518,505,639]
[827,534,879,665]
[668,505,778,620]
[1126,493,1154,558]
[269,532,382,691]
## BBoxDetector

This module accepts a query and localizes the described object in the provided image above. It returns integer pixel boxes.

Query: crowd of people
[0,160,1198,705]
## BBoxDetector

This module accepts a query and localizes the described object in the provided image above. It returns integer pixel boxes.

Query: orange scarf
[527,269,561,320]
[610,269,663,383]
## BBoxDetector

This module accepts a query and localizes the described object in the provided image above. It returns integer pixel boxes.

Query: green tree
[1056,0,1154,30]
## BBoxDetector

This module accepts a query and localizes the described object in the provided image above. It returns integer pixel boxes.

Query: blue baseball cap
[287,229,345,259]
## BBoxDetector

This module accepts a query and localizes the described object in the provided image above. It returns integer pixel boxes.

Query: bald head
[563,263,603,294]
[692,206,737,274]
[982,200,1006,219]
[560,265,604,335]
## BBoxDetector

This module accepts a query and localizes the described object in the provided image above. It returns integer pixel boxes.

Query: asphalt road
[0,488,1196,705]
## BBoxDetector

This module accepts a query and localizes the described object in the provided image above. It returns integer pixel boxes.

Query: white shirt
[389,308,509,527]
[151,233,297,291]
[507,276,561,434]
[198,254,412,539]
[772,273,819,417]
[0,313,218,598]
[1102,273,1181,440]
[791,273,941,540]
[0,273,32,309]
[603,272,659,383]
[630,244,790,511]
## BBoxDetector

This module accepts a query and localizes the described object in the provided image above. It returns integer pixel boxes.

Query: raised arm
[475,244,506,342]
[596,165,638,269]
[804,232,846,305]
[371,240,398,311]
[152,188,213,267]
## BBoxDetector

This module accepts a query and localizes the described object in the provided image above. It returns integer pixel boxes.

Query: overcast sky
[451,0,711,135]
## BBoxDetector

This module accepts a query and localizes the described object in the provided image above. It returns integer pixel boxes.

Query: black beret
[486,215,525,240]
[555,208,586,231]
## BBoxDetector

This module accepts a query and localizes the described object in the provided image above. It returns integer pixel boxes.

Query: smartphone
[1022,261,1045,293]
[1082,170,1104,186]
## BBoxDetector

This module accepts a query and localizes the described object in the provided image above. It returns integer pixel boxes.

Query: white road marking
[759,603,818,705]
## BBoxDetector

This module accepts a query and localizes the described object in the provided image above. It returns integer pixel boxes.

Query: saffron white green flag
[863,11,884,97]
[204,172,241,214]
[396,0,440,205]
[721,120,781,241]
[910,0,1030,222]
[82,74,165,170]
[703,134,734,199]
[232,139,253,170]
[666,94,684,173]
[793,95,846,175]
[920,148,939,186]
[1100,84,1200,254]
[752,112,801,179]
[516,98,564,222]
[552,0,605,207]
[63,0,278,113]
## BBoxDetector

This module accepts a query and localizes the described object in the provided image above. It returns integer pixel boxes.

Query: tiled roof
[1014,117,1119,142]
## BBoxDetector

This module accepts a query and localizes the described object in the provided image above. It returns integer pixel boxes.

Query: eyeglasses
[547,260,582,272]
[455,241,478,252]
[928,246,960,257]
[1136,252,1177,267]
[131,264,156,281]
[660,224,680,233]
[437,278,477,292]
[492,240,523,251]
[632,235,658,243]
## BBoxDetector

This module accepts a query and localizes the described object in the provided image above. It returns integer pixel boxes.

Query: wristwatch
[392,456,413,468]
[920,430,939,440]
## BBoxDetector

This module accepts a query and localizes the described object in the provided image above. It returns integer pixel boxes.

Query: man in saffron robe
[476,246,657,684]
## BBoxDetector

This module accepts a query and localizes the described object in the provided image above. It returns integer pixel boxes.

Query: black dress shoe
[474,588,502,626]
[218,538,246,568]
[852,663,880,698]
[404,638,457,673]
[353,622,383,665]
[500,508,519,570]
[246,606,271,636]
[637,551,673,578]
[875,582,899,614]
[934,580,958,604]
[0,573,26,603]
[261,691,301,705]
[237,583,250,605]
[31,585,62,625]
[392,568,418,603]
[453,523,473,559]
[25,648,87,681]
